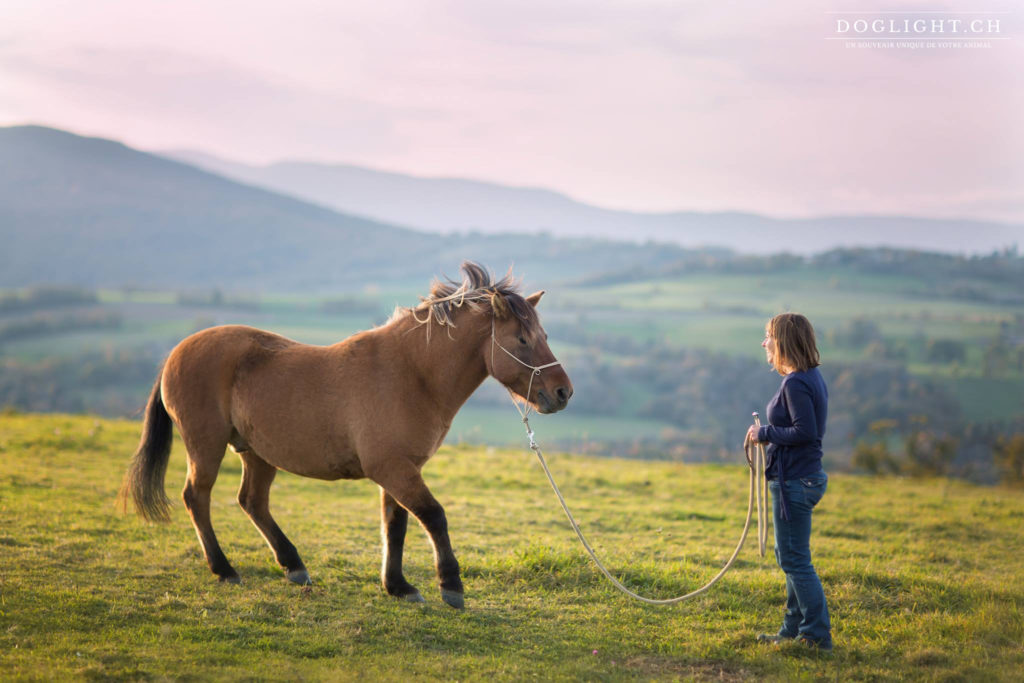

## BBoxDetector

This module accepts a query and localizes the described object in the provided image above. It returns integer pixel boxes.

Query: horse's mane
[390,262,541,340]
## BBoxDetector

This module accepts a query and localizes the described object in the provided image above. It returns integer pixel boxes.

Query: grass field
[2,413,1023,680]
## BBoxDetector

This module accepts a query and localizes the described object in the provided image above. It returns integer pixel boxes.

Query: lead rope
[753,414,769,557]
[493,323,769,604]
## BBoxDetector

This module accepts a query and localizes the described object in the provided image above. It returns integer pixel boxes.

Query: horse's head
[486,289,573,414]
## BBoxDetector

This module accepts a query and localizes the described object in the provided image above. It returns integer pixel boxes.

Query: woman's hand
[743,425,762,467]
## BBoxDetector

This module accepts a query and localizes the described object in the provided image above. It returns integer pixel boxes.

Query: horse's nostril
[556,386,570,403]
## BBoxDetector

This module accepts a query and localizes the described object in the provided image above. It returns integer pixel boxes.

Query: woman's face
[762,330,775,366]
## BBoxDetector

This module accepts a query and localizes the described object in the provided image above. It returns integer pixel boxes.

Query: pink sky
[1,0,1022,223]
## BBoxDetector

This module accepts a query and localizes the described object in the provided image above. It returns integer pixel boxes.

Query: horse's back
[160,325,300,427]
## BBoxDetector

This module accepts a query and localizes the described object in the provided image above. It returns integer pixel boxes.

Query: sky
[1,0,1022,223]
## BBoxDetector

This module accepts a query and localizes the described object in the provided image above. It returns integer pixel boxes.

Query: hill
[0,126,439,289]
[1,413,1022,680]
[167,149,1024,255]
[0,125,700,291]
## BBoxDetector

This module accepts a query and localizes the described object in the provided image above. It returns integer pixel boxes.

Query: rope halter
[490,316,562,444]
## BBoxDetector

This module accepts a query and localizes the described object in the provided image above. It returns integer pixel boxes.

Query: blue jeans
[769,472,831,645]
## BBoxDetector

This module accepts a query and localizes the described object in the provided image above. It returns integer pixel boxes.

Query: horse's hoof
[440,589,465,610]
[286,569,312,585]
[219,574,241,585]
[385,585,425,602]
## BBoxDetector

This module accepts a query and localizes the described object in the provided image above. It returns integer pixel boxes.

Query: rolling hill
[166,150,1023,255]
[0,126,435,289]
[0,126,694,290]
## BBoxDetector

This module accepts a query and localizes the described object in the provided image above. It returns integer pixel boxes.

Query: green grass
[2,414,1023,680]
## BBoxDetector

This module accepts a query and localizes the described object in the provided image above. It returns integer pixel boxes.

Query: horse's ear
[490,291,511,319]
[525,290,545,307]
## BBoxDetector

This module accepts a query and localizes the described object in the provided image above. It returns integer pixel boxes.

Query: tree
[993,435,1024,487]
[851,419,901,474]
[902,427,958,477]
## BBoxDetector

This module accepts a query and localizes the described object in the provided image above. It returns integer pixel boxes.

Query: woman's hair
[766,313,820,374]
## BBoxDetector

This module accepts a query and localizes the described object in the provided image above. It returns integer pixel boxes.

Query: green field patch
[932,375,1024,421]
[447,405,676,447]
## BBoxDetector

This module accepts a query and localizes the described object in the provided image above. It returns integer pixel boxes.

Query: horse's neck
[394,314,489,419]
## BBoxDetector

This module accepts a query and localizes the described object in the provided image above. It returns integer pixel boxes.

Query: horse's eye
[518,336,527,345]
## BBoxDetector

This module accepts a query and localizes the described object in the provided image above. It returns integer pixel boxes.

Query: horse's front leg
[370,464,463,609]
[380,487,425,602]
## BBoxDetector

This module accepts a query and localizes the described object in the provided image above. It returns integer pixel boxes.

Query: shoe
[796,636,833,653]
[757,633,795,645]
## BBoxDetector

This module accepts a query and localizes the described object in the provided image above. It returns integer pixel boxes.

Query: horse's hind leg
[181,438,239,583]
[380,488,424,602]
[237,452,310,585]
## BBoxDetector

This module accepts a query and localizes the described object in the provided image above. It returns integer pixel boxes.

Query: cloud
[0,0,1021,221]
[0,43,428,162]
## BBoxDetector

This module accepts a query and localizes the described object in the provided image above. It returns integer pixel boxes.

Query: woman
[746,312,832,652]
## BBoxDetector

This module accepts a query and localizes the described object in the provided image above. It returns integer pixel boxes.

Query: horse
[120,262,573,609]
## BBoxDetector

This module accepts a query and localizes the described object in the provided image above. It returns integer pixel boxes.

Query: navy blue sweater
[757,367,828,481]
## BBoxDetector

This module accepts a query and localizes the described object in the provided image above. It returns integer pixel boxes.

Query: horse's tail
[120,370,174,522]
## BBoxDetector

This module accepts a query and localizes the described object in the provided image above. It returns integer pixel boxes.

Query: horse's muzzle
[536,385,572,414]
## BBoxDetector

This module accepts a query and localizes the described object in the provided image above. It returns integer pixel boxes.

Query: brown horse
[120,262,572,608]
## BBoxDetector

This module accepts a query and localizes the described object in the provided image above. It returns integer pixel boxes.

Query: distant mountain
[166,151,1023,256]
[0,126,695,290]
